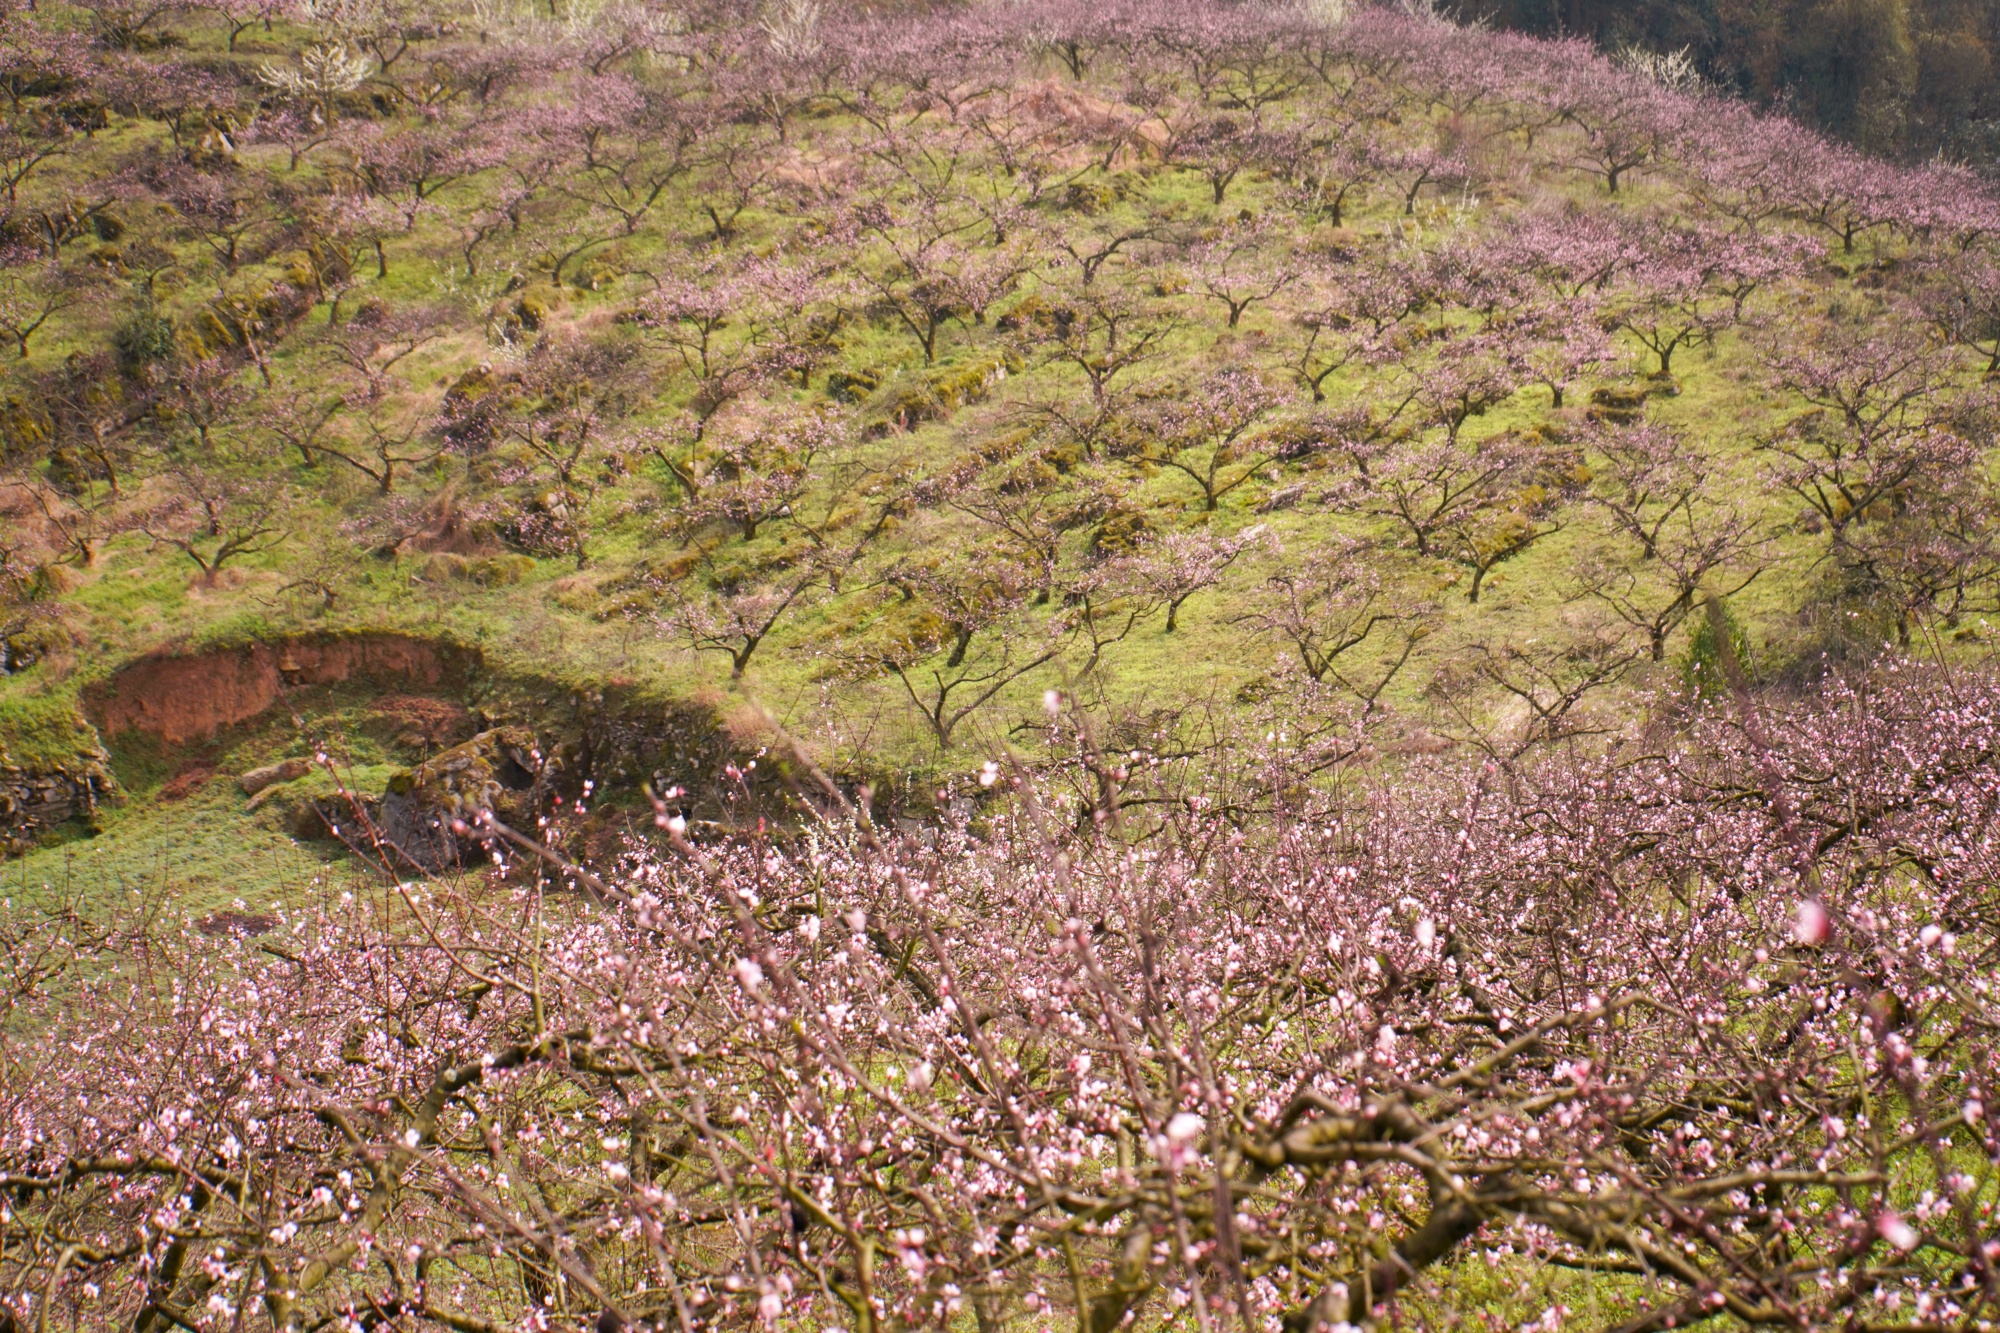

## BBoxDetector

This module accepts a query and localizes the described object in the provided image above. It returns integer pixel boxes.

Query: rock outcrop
[0,751,113,854]
[369,726,549,872]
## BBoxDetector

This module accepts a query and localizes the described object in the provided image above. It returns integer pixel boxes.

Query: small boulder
[1587,383,1650,426]
[515,284,559,331]
[240,758,312,796]
[825,368,882,404]
[1090,507,1151,557]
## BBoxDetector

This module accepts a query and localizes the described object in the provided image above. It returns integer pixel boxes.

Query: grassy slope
[0,4,1984,898]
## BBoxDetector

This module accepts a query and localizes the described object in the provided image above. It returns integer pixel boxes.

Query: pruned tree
[668,403,850,544]
[139,467,288,583]
[313,401,439,495]
[672,562,826,682]
[1236,537,1429,708]
[0,254,91,358]
[860,548,1073,747]
[637,255,826,430]
[1110,523,1262,633]
[316,301,450,401]
[150,162,290,274]
[1918,248,2000,376]
[1613,221,1815,376]
[1576,511,1766,663]
[1140,368,1287,512]
[1494,297,1617,408]
[493,341,632,566]
[1015,280,1182,459]
[1756,311,1975,552]
[849,197,1022,365]
[1430,619,1644,759]
[1181,214,1301,328]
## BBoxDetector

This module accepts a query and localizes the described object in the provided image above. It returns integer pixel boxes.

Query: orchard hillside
[0,2,1998,1328]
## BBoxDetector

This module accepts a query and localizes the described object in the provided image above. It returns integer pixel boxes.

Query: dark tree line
[1458,0,2000,161]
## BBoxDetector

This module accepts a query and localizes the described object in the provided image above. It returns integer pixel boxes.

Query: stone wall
[0,754,113,854]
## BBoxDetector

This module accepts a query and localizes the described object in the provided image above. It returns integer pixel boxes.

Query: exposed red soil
[369,694,475,752]
[84,634,476,744]
[158,759,215,801]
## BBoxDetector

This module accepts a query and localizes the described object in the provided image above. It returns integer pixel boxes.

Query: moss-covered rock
[444,362,499,408]
[575,261,620,292]
[1587,376,1680,426]
[2,617,63,675]
[994,294,1072,334]
[515,284,560,331]
[0,697,113,855]
[422,552,535,587]
[239,758,312,797]
[1090,507,1152,557]
[867,356,1018,435]
[825,368,882,403]
[375,726,549,870]
[1061,179,1127,214]
[930,355,1017,409]
[1,394,53,462]
[1587,384,1650,424]
[1309,226,1364,258]
[1000,456,1060,494]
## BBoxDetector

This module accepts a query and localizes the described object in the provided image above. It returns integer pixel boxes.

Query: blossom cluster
[1,663,1997,1330]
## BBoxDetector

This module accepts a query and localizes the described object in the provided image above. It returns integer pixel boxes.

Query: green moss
[1088,508,1152,557]
[516,284,560,330]
[180,612,284,655]
[0,394,52,462]
[1682,599,1756,700]
[422,553,535,587]
[867,356,1019,432]
[0,693,100,770]
[825,368,882,403]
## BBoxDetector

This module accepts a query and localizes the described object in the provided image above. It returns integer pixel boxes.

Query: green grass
[0,776,357,916]
[3,1,1991,904]
[0,691,99,770]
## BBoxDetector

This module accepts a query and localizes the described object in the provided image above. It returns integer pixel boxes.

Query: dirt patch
[84,633,479,744]
[369,695,475,755]
[159,759,215,801]
[1006,79,1170,164]
[198,910,279,937]
[72,632,753,834]
[396,487,499,556]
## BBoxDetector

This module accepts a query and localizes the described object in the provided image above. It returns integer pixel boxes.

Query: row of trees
[6,0,1996,259]
[4,0,1999,748]
[0,662,1996,1330]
